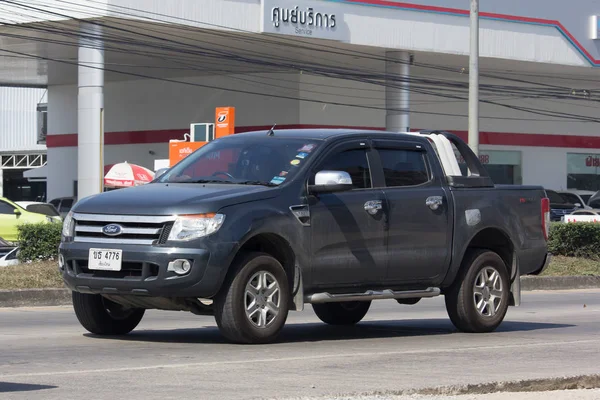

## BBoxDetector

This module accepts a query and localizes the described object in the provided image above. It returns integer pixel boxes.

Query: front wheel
[72,292,145,335]
[312,301,371,325]
[445,249,510,333]
[214,252,290,344]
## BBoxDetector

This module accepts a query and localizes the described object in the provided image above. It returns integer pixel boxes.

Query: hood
[73,182,277,215]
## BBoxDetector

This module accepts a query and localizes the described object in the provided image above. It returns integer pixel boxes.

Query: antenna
[267,123,276,136]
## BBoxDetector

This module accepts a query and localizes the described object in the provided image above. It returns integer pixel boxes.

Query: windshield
[546,190,569,204]
[26,204,60,217]
[580,194,592,204]
[158,136,320,186]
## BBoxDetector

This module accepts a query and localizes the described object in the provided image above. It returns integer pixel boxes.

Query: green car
[0,197,61,243]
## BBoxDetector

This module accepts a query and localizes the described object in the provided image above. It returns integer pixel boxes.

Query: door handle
[426,196,443,210]
[364,200,382,215]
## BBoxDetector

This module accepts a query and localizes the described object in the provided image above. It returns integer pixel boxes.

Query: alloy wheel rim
[244,270,281,328]
[473,266,503,318]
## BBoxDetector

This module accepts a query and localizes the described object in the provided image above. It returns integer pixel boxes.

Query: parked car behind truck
[0,197,60,243]
[545,189,580,221]
[59,129,550,344]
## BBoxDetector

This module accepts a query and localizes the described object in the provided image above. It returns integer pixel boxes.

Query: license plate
[88,248,123,271]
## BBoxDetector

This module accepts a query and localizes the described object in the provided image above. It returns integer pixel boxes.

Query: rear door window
[377,149,430,187]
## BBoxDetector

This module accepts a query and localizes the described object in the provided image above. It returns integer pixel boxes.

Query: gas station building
[2,0,600,200]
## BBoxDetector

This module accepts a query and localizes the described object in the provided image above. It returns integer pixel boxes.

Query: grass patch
[541,255,600,277]
[0,256,599,290]
[0,260,64,290]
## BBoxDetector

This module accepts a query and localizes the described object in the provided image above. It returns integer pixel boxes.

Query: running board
[305,287,441,304]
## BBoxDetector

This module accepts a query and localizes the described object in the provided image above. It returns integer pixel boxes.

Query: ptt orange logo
[217,111,228,126]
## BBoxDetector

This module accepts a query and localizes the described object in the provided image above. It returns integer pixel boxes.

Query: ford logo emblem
[102,224,123,236]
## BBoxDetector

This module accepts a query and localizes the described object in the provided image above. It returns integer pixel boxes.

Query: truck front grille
[73,213,176,245]
[68,260,160,279]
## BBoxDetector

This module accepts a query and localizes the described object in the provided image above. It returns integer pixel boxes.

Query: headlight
[62,210,75,239]
[168,213,225,241]
[46,216,53,223]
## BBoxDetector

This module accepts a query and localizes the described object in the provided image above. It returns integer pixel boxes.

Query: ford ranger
[58,129,551,344]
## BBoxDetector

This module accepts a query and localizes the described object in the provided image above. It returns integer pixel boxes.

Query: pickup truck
[58,129,550,344]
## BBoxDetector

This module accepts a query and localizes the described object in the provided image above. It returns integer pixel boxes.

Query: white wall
[46,73,300,199]
[46,71,600,198]
[298,72,600,190]
[46,147,77,199]
[299,72,600,137]
[49,73,300,134]
[338,2,587,67]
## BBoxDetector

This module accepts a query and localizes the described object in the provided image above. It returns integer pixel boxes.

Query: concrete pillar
[77,22,104,200]
[385,51,411,132]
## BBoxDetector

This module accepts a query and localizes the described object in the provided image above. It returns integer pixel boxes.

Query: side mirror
[13,208,21,217]
[309,170,353,194]
[575,203,582,208]
[153,168,169,181]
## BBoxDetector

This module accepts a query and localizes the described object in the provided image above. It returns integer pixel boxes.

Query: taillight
[541,197,550,240]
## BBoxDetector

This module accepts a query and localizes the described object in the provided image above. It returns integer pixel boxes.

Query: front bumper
[59,241,236,298]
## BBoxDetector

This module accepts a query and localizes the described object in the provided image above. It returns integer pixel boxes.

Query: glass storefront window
[567,153,600,190]
[455,150,522,185]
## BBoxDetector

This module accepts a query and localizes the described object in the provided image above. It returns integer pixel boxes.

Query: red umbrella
[104,162,155,188]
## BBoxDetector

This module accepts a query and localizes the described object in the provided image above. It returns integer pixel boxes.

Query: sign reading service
[260,0,347,42]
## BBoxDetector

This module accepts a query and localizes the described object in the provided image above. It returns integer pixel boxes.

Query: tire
[312,301,371,325]
[72,292,145,335]
[214,252,290,344]
[445,249,510,333]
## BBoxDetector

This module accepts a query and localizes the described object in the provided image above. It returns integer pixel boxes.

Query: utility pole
[468,0,479,156]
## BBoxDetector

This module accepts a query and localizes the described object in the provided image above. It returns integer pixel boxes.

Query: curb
[0,288,71,308]
[285,374,600,399]
[521,275,600,291]
[1,276,599,308]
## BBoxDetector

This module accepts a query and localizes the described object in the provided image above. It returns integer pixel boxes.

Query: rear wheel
[445,249,510,333]
[214,252,290,344]
[312,301,371,325]
[72,292,145,335]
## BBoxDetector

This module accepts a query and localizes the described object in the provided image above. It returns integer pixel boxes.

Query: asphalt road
[1,289,599,400]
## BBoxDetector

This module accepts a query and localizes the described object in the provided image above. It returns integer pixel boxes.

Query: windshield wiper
[235,180,278,187]
[176,179,236,184]
[173,179,278,187]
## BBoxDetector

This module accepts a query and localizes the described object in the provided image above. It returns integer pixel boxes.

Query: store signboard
[215,107,235,138]
[169,141,206,167]
[260,0,348,42]
[567,153,600,174]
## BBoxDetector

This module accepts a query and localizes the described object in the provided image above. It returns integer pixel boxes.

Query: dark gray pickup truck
[58,129,550,344]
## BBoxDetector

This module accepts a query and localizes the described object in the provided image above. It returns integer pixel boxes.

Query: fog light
[58,254,65,270]
[167,259,192,275]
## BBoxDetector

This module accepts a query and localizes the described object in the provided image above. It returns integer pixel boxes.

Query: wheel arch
[445,226,520,306]
[444,226,517,289]
[224,233,299,308]
[465,227,516,277]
